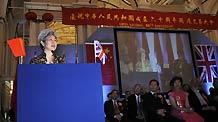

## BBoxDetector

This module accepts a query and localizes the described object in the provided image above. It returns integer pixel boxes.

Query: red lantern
[25,11,37,21]
[42,13,54,22]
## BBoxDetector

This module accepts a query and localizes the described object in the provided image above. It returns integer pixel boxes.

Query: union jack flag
[94,40,107,64]
[194,45,218,83]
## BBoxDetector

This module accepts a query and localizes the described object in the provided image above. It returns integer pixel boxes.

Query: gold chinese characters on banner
[62,7,218,30]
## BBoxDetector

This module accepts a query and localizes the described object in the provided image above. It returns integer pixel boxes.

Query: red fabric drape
[86,43,116,85]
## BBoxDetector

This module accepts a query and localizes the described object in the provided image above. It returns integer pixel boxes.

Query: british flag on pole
[86,42,116,85]
[194,45,218,83]
[94,40,107,65]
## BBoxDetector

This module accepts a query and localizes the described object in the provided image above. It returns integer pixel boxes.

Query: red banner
[86,43,116,85]
[62,7,218,30]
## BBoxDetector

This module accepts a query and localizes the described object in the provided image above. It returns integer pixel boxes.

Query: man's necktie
[137,96,140,108]
[114,101,120,114]
[136,96,144,120]
[201,93,209,105]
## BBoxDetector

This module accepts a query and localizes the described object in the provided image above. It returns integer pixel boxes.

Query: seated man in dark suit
[188,78,218,122]
[127,84,146,122]
[210,78,218,108]
[122,90,131,121]
[142,79,184,122]
[104,90,124,122]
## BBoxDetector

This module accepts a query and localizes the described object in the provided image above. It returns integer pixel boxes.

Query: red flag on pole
[7,38,26,57]
[7,38,26,121]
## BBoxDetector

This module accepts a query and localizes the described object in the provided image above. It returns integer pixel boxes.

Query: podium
[17,64,104,122]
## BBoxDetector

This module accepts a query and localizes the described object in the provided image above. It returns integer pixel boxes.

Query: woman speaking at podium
[30,29,65,64]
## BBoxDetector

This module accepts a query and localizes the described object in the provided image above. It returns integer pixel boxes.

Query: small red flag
[7,38,26,57]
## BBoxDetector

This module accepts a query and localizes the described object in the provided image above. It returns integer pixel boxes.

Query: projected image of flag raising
[114,28,196,92]
[94,40,107,65]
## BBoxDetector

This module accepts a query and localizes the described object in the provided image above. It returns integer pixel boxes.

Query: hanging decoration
[42,13,54,22]
[24,11,37,21]
[25,12,54,22]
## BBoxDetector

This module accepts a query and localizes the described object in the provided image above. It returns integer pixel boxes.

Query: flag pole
[93,40,97,63]
[18,56,23,64]
[75,25,79,64]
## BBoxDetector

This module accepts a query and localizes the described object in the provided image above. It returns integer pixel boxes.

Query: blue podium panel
[17,64,104,122]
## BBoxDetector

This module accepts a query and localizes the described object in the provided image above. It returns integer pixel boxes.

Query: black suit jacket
[188,89,209,113]
[104,100,123,122]
[188,88,218,122]
[143,92,171,121]
[143,92,169,113]
[127,94,146,121]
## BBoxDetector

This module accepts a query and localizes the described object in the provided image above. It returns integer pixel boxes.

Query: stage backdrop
[22,28,217,97]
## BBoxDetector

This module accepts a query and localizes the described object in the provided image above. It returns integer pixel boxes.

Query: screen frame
[113,28,197,94]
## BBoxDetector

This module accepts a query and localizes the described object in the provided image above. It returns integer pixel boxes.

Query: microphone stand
[18,56,23,64]
[75,26,79,64]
